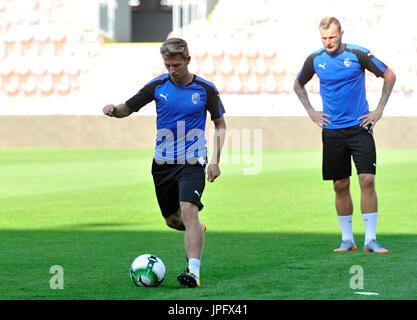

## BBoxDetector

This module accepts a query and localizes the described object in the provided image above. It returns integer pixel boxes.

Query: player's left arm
[358,67,396,129]
[208,116,226,182]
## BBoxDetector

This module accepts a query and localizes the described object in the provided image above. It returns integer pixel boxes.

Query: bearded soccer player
[103,38,226,287]
[294,17,396,253]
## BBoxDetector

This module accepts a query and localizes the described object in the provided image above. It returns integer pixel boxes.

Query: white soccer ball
[130,254,166,287]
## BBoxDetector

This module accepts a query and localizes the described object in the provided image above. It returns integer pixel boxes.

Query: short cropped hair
[319,17,342,33]
[160,38,189,60]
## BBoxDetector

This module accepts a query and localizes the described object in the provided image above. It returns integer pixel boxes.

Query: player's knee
[333,178,350,193]
[180,202,199,225]
[359,174,375,190]
[164,216,177,229]
[164,214,184,230]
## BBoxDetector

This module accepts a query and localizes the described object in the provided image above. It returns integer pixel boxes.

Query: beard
[170,72,185,84]
[326,39,343,55]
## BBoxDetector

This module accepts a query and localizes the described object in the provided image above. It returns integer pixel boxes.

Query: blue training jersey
[297,44,387,129]
[125,73,225,163]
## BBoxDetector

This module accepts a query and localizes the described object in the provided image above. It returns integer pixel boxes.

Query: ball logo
[344,58,352,67]
[191,93,200,104]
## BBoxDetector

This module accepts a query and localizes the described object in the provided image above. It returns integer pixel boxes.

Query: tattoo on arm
[294,79,313,112]
[377,69,396,110]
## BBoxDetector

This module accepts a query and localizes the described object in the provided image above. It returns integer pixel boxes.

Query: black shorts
[322,125,376,181]
[151,159,206,218]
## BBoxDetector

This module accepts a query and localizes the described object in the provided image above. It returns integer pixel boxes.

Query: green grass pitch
[0,148,416,300]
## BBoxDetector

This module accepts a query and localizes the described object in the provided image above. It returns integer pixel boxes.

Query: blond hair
[160,38,189,60]
[319,17,342,33]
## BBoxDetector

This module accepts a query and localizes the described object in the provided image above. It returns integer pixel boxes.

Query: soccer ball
[130,254,166,287]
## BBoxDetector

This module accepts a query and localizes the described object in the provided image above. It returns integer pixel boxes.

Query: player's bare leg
[165,208,185,230]
[333,178,357,252]
[177,201,204,287]
[333,178,353,216]
[358,173,388,253]
[358,174,377,213]
[165,207,206,233]
[180,201,204,261]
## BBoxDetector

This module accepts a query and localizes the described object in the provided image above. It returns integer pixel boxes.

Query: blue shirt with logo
[297,44,387,129]
[126,74,225,163]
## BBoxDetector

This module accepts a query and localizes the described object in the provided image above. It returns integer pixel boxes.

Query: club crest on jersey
[344,58,352,67]
[191,93,200,105]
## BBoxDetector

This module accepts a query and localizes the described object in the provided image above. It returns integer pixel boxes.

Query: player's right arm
[104,78,160,118]
[294,54,330,128]
[293,79,330,128]
[103,103,134,118]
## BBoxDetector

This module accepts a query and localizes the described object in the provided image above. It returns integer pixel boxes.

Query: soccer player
[103,38,226,287]
[294,17,396,253]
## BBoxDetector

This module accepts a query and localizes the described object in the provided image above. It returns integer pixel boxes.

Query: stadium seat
[219,56,234,82]
[22,74,37,96]
[256,71,267,92]
[31,57,47,78]
[224,72,242,93]
[48,59,64,85]
[4,74,20,96]
[309,74,320,94]
[237,71,249,93]
[262,47,277,67]
[192,45,208,66]
[262,73,279,93]
[236,56,251,76]
[269,56,285,76]
[245,46,259,66]
[188,56,199,74]
[14,60,30,84]
[226,46,243,68]
[82,31,103,57]
[3,33,17,57]
[212,73,225,92]
[0,0,103,98]
[66,29,84,49]
[201,73,214,83]
[365,71,378,92]
[200,56,216,78]
[56,75,71,96]
[246,72,260,93]
[67,68,81,90]
[254,56,268,77]
[51,31,67,56]
[21,30,35,56]
[272,72,285,93]
[35,30,53,56]
[211,46,225,66]
[39,74,54,96]
[0,60,13,80]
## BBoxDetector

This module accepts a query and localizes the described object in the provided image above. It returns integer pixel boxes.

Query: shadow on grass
[0,228,416,300]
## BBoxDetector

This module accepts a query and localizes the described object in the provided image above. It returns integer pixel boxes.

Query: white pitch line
[354,292,379,296]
